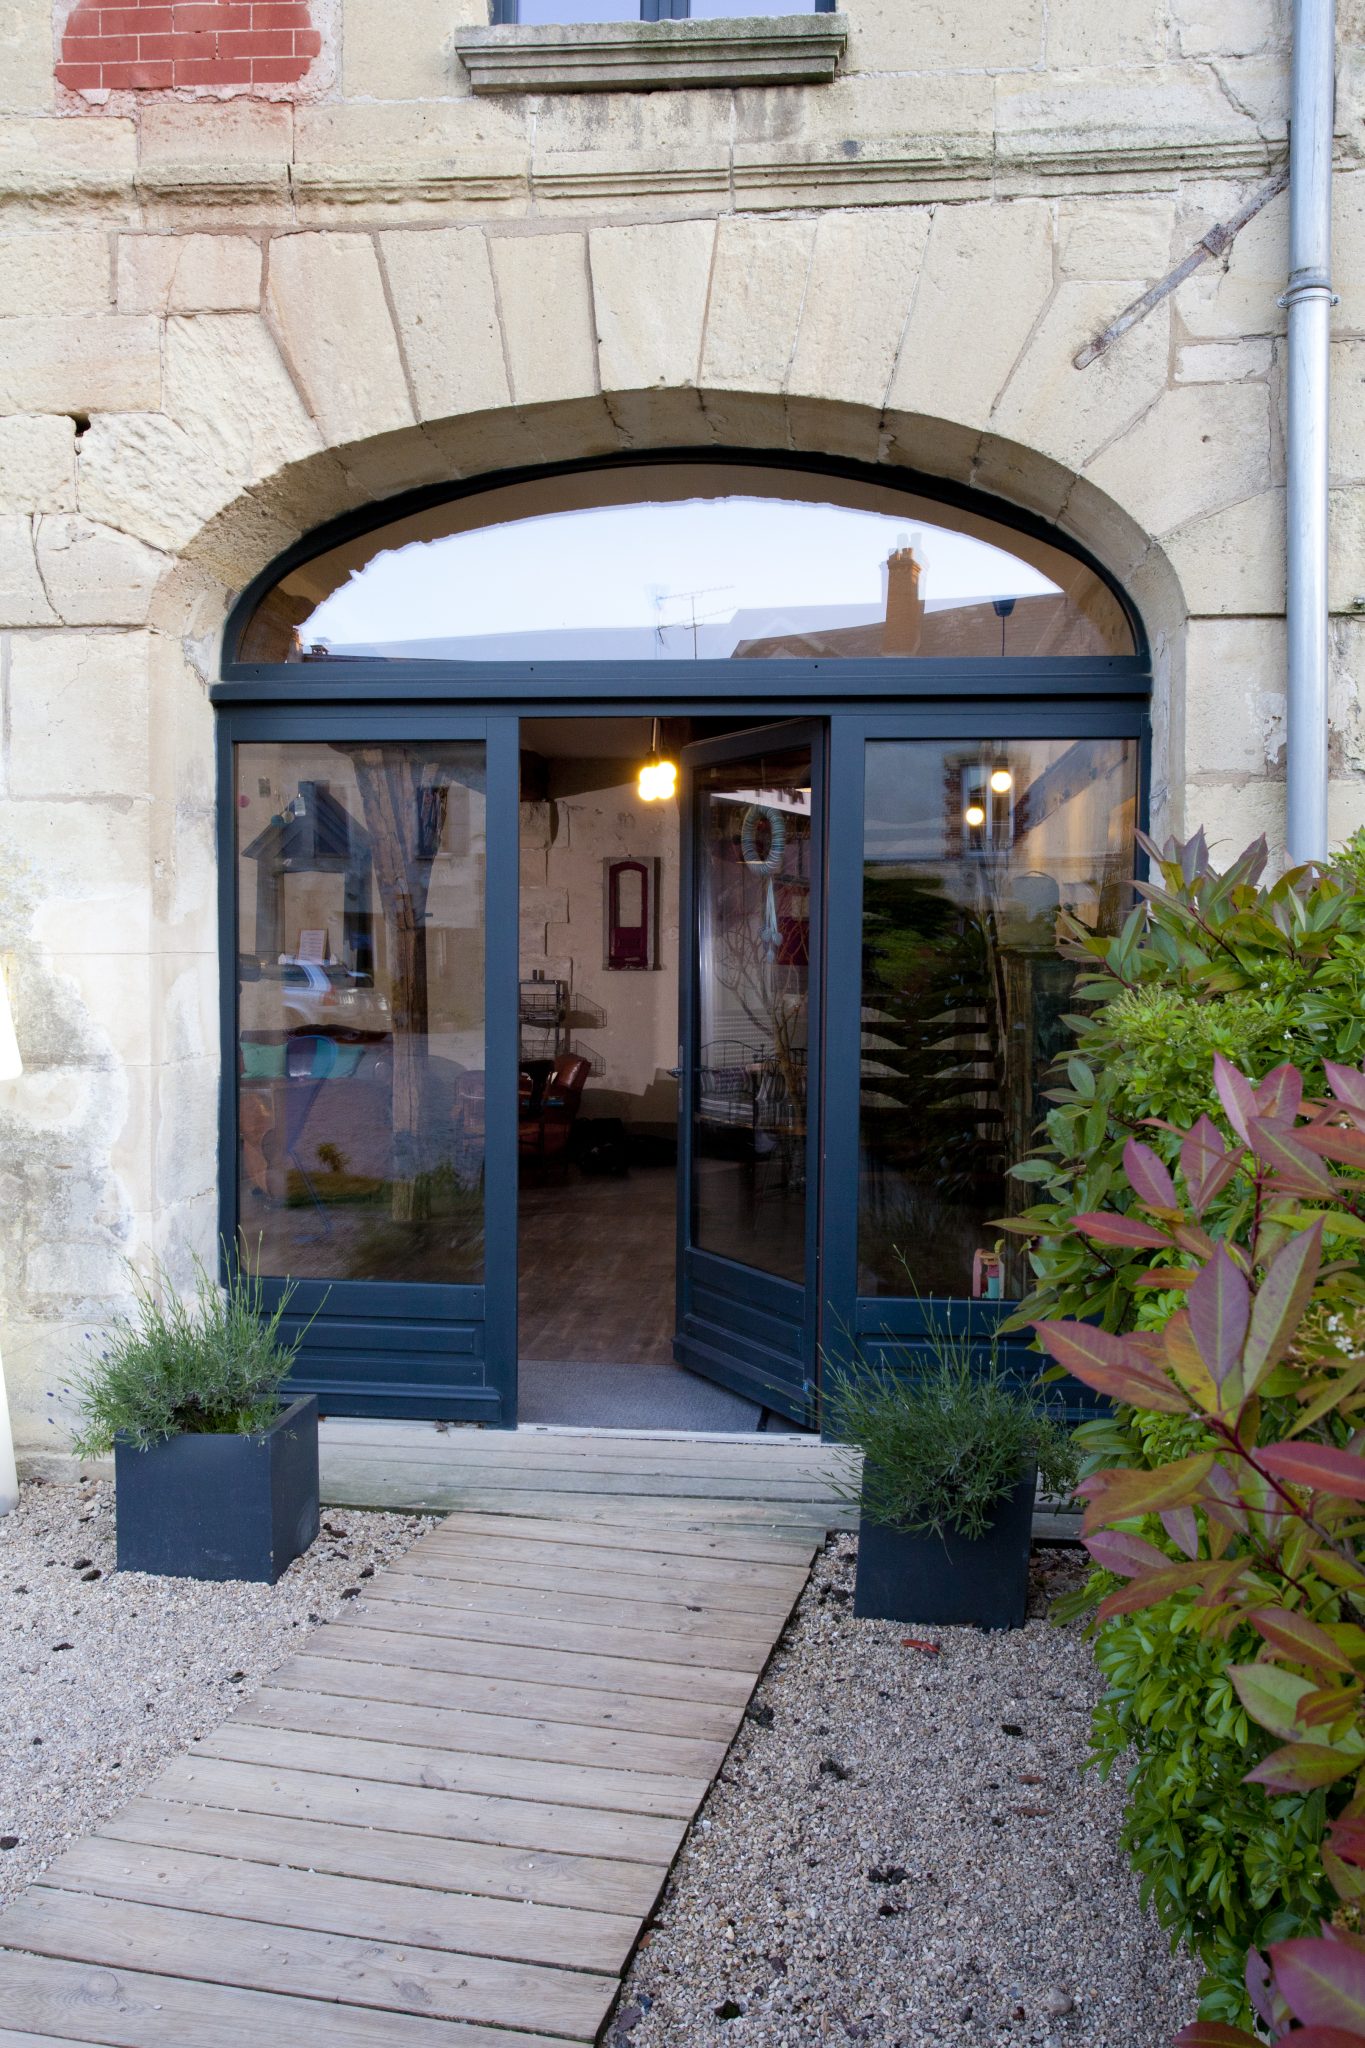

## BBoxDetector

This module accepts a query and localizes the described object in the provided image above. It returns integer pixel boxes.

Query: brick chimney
[881,541,925,656]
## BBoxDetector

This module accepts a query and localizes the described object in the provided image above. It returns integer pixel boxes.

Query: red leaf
[1259,1443,1365,1502]
[1247,1744,1364,1793]
[900,1639,941,1655]
[1072,1211,1174,1250]
[1254,1061,1305,1125]
[1248,1117,1338,1197]
[1033,1321,1188,1412]
[1180,1113,1243,1218]
[1271,1936,1365,2029]
[1131,1268,1197,1290]
[1188,1243,1251,1389]
[1124,1137,1178,1211]
[1172,2027,1262,2046]
[1077,1453,1216,1534]
[1161,1505,1201,1558]
[1282,2029,1365,2048]
[1085,1529,1170,1577]
[1095,1561,1221,1618]
[1242,1222,1324,1391]
[1300,1125,1365,1170]
[1330,1818,1365,1867]
[1249,1606,1354,1675]
[1215,1053,1258,1143]
[1327,1060,1365,1127]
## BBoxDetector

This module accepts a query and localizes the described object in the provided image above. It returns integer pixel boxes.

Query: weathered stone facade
[1,0,1362,1457]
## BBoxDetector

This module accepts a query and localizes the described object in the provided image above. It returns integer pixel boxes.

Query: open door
[674,724,825,1428]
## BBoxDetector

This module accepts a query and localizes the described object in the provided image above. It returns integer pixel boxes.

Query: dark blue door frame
[217,693,1149,1433]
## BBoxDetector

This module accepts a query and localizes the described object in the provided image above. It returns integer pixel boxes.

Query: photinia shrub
[1034,1052,1365,2045]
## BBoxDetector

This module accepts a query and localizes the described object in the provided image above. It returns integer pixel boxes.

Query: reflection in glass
[238,463,1134,665]
[692,747,812,1284]
[858,738,1138,1299]
[235,742,487,1284]
[514,0,639,18]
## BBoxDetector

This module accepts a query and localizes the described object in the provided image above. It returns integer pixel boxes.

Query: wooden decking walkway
[0,1475,828,2046]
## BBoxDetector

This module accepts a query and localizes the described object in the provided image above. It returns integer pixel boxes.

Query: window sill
[455,16,848,95]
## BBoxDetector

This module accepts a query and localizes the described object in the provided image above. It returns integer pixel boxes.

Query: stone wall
[0,0,1362,1455]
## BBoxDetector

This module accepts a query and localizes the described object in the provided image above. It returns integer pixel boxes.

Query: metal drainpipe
[1283,0,1337,866]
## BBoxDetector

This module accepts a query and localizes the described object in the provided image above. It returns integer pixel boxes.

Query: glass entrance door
[674,724,825,1426]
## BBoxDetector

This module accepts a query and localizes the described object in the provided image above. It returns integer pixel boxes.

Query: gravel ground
[0,1475,436,1910]
[611,1535,1201,2048]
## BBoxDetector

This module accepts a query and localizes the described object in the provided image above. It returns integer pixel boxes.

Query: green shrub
[70,1260,302,1455]
[825,1342,1076,1540]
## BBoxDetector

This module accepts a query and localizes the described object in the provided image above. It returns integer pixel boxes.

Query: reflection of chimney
[881,544,925,655]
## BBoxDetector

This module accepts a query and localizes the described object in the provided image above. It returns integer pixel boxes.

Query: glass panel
[235,741,487,1284]
[239,463,1134,664]
[858,737,1139,1299]
[692,744,812,1283]
[690,0,822,11]
[515,0,640,19]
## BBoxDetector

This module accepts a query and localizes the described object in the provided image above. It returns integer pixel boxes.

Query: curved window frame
[216,450,1151,706]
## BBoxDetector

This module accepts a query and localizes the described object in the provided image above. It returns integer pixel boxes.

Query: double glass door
[223,705,1143,1429]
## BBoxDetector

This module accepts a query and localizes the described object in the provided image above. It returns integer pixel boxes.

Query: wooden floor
[0,1503,822,2046]
[320,1418,859,1541]
[518,1166,677,1368]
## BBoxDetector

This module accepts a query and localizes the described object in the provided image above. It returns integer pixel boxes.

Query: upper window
[236,462,1136,666]
[490,3,836,20]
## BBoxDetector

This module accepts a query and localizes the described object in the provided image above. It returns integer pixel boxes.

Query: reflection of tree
[342,746,444,1224]
[707,825,808,1104]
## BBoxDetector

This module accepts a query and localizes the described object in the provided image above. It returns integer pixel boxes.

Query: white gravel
[610,1535,1201,2048]
[0,1475,436,1910]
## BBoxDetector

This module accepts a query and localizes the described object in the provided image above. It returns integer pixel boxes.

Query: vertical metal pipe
[1284,0,1336,865]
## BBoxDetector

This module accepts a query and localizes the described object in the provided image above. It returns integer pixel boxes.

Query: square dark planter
[853,1468,1036,1631]
[114,1394,320,1584]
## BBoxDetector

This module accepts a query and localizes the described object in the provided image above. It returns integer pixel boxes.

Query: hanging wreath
[740,803,787,874]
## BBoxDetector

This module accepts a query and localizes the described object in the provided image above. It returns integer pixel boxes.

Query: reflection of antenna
[652,584,735,660]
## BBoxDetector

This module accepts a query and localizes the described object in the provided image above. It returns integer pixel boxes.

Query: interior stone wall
[1,0,1361,1458]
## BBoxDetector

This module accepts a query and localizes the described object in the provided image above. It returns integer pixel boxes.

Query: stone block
[1175,184,1288,339]
[1332,340,1365,484]
[381,228,511,422]
[34,516,170,628]
[489,232,597,408]
[293,96,529,178]
[1045,0,1167,63]
[1086,382,1273,541]
[1173,0,1287,58]
[1185,779,1287,867]
[0,316,161,414]
[888,200,1053,431]
[0,415,77,514]
[1058,200,1174,281]
[0,112,136,189]
[843,0,1043,71]
[1163,490,1286,615]
[995,66,1263,174]
[47,950,152,1070]
[154,1056,219,1211]
[137,99,293,167]
[9,630,151,801]
[0,231,112,316]
[1175,339,1276,381]
[344,0,479,99]
[788,209,929,410]
[1331,490,1365,613]
[1184,617,1287,782]
[1338,174,1365,342]
[116,234,262,315]
[0,0,56,111]
[77,413,241,558]
[992,277,1172,474]
[152,953,219,1070]
[265,233,414,446]
[589,219,714,393]
[700,217,816,395]
[0,517,56,626]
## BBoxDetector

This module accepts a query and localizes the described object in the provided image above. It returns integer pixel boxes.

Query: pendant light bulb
[989,767,1014,794]
[964,803,987,829]
[638,719,677,803]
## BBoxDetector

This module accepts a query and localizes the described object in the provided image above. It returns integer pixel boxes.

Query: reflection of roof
[244,781,370,871]
[734,593,1090,659]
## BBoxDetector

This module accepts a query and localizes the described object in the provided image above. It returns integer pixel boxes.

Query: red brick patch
[56,0,320,92]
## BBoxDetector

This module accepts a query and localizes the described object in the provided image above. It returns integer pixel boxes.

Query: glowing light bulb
[989,768,1013,794]
[964,803,986,828]
[638,759,678,803]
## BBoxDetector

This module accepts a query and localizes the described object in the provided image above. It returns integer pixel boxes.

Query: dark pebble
[0,1837,19,1851]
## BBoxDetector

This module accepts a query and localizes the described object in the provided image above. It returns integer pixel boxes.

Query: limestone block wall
[0,0,1361,1455]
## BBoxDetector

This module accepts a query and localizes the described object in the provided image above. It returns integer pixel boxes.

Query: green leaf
[1067,1056,1096,1099]
[1228,1663,1317,1739]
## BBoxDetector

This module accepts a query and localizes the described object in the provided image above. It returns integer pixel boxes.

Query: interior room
[516,714,782,1432]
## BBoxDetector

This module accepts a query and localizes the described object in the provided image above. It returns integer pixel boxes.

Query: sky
[305,497,1060,650]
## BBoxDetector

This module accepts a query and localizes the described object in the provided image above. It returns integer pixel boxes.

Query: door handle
[668,1066,683,1079]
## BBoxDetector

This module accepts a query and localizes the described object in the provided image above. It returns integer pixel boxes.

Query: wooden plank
[324,1460,842,1501]
[104,1800,667,1920]
[318,1622,755,1706]
[0,2033,109,2047]
[324,1439,851,1480]
[343,1593,770,1675]
[0,1891,615,2043]
[363,1570,779,1640]
[322,1481,848,1533]
[415,1528,810,1592]
[0,1952,562,2048]
[242,1679,736,1777]
[45,1838,638,1976]
[155,1746,692,1853]
[260,1657,737,1760]
[382,1552,803,1616]
[401,1508,817,1566]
